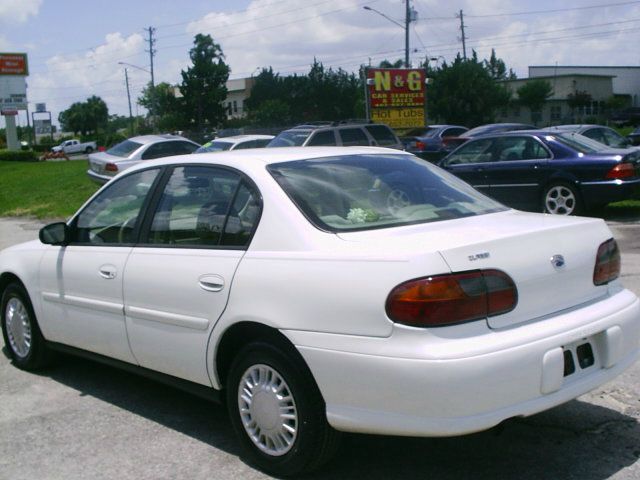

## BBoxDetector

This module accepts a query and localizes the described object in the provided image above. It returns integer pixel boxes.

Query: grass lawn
[0,160,100,219]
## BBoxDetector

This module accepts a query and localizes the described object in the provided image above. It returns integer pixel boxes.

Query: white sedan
[1,147,639,476]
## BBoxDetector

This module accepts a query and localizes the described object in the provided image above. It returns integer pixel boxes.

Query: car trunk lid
[337,211,612,329]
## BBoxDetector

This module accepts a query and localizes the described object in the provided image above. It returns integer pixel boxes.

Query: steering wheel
[117,217,138,243]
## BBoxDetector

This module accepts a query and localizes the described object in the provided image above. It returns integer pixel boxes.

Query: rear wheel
[85,146,94,154]
[543,182,582,215]
[226,341,340,476]
[1,282,51,370]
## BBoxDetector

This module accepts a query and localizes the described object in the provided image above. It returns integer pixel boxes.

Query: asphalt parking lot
[1,216,639,480]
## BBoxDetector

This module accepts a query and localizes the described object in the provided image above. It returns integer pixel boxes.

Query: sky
[1,0,639,129]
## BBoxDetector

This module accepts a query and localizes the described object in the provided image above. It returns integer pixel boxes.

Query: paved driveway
[1,216,639,480]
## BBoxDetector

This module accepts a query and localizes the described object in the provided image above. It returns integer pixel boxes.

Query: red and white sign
[0,53,29,76]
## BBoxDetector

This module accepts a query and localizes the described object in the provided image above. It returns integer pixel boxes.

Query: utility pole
[146,26,156,89]
[405,0,410,68]
[457,9,467,60]
[123,68,133,135]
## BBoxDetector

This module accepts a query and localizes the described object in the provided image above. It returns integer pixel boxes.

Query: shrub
[0,149,39,162]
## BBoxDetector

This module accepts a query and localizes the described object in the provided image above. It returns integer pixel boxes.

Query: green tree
[139,82,185,131]
[379,59,404,68]
[428,53,511,126]
[58,96,109,135]
[517,80,553,125]
[180,34,230,133]
[484,49,516,81]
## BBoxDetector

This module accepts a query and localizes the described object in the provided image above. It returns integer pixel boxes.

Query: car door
[439,137,494,196]
[38,168,161,362]
[482,136,551,209]
[123,165,261,385]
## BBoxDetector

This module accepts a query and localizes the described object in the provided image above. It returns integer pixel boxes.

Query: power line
[465,0,640,18]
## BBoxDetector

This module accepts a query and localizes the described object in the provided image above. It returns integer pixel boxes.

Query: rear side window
[145,166,260,248]
[339,128,370,146]
[268,130,312,147]
[170,141,199,155]
[307,130,337,146]
[365,125,399,146]
[106,140,143,158]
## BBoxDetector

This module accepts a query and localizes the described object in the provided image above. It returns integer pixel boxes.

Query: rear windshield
[195,140,233,153]
[268,130,313,147]
[268,154,505,232]
[106,140,143,158]
[553,133,603,154]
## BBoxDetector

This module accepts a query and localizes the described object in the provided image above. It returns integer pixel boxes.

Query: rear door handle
[199,274,225,292]
[99,264,117,280]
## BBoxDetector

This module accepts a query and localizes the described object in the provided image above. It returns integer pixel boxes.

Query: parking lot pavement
[1,216,639,480]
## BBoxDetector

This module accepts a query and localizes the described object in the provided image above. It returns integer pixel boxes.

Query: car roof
[125,146,411,174]
[213,134,275,142]
[128,134,196,145]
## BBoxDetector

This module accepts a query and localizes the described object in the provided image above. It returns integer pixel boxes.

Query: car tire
[1,282,51,370]
[226,341,340,476]
[85,147,94,154]
[542,182,582,215]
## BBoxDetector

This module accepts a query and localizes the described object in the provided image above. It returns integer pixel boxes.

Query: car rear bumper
[86,168,112,184]
[581,178,640,208]
[286,287,640,437]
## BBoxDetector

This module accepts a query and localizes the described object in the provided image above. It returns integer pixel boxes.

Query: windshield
[195,140,233,153]
[106,140,143,158]
[268,154,505,232]
[553,133,605,153]
[268,130,312,147]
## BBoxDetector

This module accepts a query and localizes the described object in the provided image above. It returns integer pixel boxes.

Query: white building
[529,66,640,107]
[224,77,255,119]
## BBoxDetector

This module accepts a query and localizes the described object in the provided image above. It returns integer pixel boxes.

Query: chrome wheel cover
[5,297,32,358]
[238,364,298,456]
[545,185,576,215]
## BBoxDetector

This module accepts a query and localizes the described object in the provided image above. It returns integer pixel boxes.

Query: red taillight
[605,163,635,179]
[593,238,620,285]
[415,141,426,150]
[386,269,517,327]
[105,163,118,172]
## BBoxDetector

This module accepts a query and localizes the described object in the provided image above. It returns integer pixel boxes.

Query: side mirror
[39,222,70,246]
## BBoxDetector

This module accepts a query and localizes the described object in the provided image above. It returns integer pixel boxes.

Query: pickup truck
[52,139,97,154]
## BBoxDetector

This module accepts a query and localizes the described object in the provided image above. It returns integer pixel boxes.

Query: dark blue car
[400,125,468,162]
[438,131,640,215]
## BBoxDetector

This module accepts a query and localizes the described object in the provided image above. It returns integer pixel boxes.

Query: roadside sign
[366,67,426,129]
[0,53,29,76]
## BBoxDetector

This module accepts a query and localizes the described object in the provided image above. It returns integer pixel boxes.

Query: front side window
[307,130,337,146]
[269,154,504,232]
[146,166,260,248]
[444,138,495,165]
[73,169,160,244]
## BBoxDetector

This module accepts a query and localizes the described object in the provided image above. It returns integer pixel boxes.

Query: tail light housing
[593,238,620,285]
[415,141,426,150]
[605,163,635,179]
[386,269,518,327]
[105,162,118,172]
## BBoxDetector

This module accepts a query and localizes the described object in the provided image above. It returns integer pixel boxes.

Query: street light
[363,3,416,67]
[118,61,150,74]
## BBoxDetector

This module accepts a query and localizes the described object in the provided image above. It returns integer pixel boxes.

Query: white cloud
[28,32,147,123]
[0,0,42,24]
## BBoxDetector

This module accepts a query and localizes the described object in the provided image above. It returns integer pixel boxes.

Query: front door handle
[199,274,225,292]
[99,264,117,280]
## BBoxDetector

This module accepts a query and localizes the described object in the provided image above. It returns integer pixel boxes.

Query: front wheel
[1,282,51,370]
[85,146,94,154]
[542,182,582,215]
[226,341,340,476]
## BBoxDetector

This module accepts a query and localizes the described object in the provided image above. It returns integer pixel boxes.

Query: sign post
[365,67,426,130]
